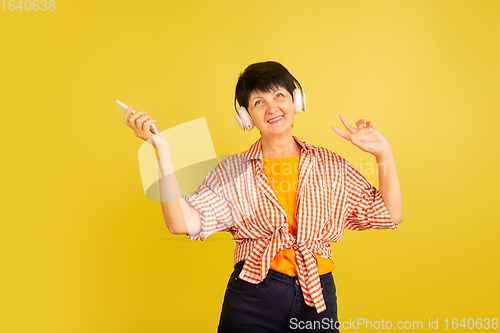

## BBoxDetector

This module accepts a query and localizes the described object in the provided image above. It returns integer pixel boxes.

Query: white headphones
[233,72,307,131]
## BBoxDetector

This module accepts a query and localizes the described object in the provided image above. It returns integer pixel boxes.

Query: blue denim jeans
[218,261,341,333]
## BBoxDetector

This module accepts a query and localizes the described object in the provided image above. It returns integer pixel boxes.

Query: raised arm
[152,137,202,235]
[373,146,403,224]
[332,115,403,224]
[123,106,202,235]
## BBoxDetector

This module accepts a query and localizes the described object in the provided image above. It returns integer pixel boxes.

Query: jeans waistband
[234,261,332,286]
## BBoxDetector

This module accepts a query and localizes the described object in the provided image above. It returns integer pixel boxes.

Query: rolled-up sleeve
[183,165,235,240]
[344,161,399,231]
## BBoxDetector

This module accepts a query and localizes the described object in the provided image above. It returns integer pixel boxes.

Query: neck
[261,133,301,158]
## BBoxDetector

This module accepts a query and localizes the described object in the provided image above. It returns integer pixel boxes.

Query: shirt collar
[243,135,315,163]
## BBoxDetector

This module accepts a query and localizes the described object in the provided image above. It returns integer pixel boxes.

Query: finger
[125,112,144,131]
[355,119,368,129]
[339,114,357,134]
[123,106,135,123]
[130,113,149,132]
[143,118,158,133]
[124,109,142,130]
[367,121,375,129]
[135,117,155,141]
[138,114,154,131]
[129,111,148,124]
[331,126,352,141]
[349,133,361,146]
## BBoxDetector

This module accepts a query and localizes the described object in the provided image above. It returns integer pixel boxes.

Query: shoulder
[219,152,248,168]
[212,153,251,181]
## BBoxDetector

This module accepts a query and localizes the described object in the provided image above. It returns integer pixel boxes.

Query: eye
[276,92,284,98]
[254,100,263,106]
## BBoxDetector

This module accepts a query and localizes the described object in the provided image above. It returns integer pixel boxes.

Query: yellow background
[2,0,499,332]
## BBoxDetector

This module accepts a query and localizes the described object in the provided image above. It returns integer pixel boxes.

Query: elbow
[165,218,201,236]
[164,219,189,235]
[167,227,188,235]
[393,215,404,225]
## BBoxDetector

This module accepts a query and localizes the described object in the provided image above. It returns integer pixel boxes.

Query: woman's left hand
[331,115,391,157]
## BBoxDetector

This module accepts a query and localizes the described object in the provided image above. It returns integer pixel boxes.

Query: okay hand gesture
[331,115,391,157]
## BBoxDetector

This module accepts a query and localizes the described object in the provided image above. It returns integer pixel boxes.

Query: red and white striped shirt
[184,135,399,314]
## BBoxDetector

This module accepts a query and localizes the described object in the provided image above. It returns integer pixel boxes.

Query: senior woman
[124,61,403,333]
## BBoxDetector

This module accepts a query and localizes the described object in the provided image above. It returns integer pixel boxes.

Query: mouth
[267,115,284,124]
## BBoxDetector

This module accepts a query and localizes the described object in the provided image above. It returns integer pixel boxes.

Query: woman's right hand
[123,106,167,149]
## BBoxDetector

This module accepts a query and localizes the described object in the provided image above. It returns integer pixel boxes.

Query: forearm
[375,147,403,224]
[155,141,202,235]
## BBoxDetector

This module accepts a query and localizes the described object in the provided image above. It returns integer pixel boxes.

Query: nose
[266,99,279,113]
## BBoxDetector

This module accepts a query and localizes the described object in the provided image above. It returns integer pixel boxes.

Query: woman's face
[246,86,295,137]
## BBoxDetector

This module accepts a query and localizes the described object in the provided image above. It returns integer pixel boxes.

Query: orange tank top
[263,156,335,276]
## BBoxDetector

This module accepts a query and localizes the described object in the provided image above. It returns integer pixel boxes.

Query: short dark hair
[235,61,296,109]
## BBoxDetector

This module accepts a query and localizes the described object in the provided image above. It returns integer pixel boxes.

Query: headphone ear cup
[234,113,245,131]
[236,106,254,131]
[293,89,303,114]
